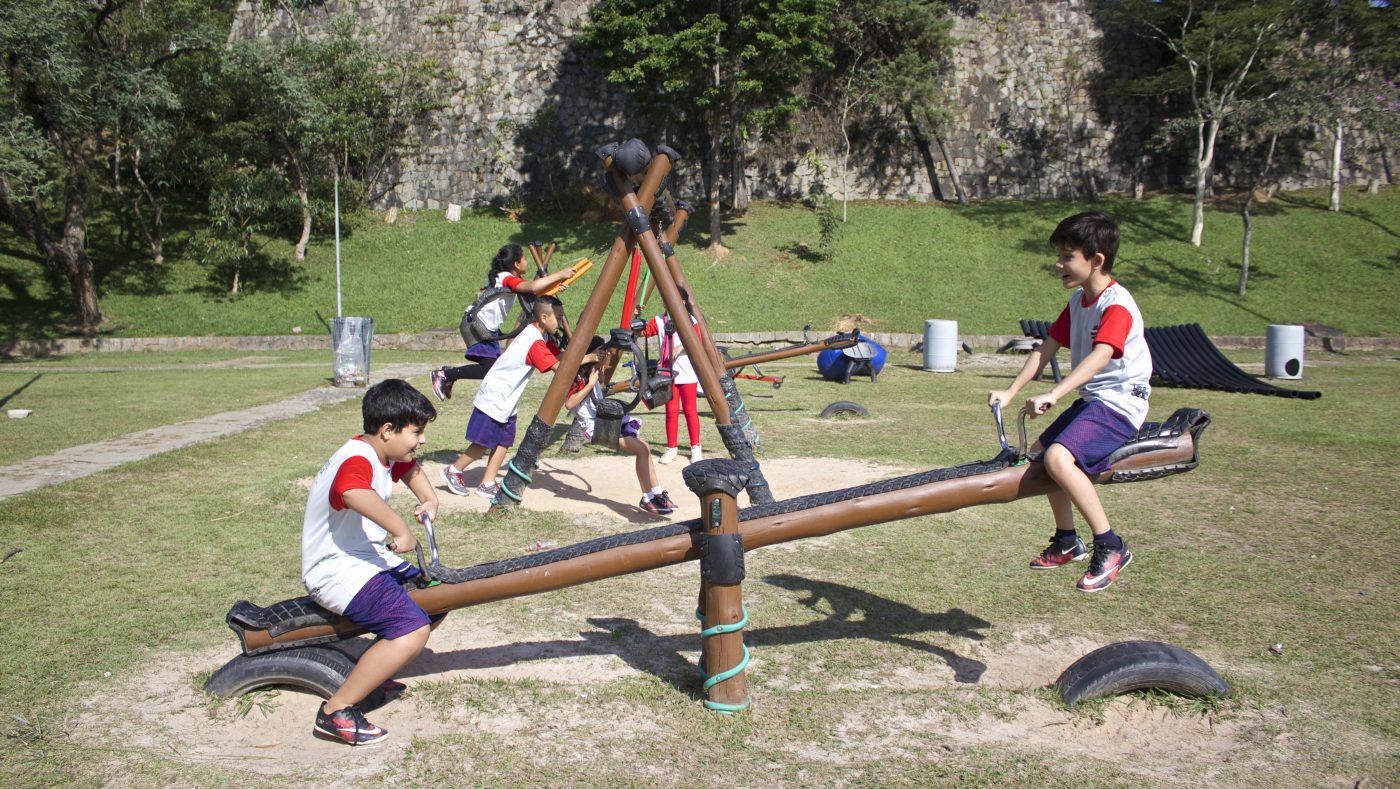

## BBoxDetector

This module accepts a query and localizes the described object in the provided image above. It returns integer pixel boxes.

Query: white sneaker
[658,446,679,465]
[690,445,702,464]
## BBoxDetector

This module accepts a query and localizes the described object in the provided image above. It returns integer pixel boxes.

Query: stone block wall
[233,0,1388,209]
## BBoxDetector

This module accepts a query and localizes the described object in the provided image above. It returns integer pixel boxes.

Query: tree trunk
[1329,119,1343,212]
[703,114,724,250]
[901,106,944,202]
[1239,133,1278,297]
[130,146,163,265]
[1190,117,1220,247]
[287,152,311,260]
[729,114,749,215]
[840,105,851,223]
[934,132,967,204]
[1238,197,1253,297]
[61,142,104,332]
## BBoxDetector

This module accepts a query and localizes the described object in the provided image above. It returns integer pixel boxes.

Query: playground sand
[73,458,1269,782]
[88,621,1262,782]
[403,455,911,524]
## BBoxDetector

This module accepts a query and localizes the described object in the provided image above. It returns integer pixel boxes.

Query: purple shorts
[466,408,517,448]
[465,340,501,363]
[621,416,641,439]
[1035,398,1138,476]
[342,566,435,641]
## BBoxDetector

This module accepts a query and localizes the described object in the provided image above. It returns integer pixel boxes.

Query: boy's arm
[1025,341,1115,416]
[988,338,1061,410]
[564,369,600,410]
[341,488,416,554]
[399,463,439,525]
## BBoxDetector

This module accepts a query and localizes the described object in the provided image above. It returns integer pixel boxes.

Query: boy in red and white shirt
[442,296,598,499]
[302,379,440,745]
[988,212,1152,593]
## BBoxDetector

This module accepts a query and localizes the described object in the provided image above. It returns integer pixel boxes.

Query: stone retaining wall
[232,0,1386,209]
[6,331,1395,359]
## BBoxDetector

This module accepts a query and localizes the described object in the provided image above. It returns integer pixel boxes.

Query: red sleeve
[1094,305,1133,358]
[1047,306,1071,347]
[329,455,374,511]
[639,316,660,338]
[389,459,417,483]
[502,275,526,291]
[525,339,559,372]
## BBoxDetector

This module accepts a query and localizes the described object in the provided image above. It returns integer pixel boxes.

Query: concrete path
[0,363,424,501]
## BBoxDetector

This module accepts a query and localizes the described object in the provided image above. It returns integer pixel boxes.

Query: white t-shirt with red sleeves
[472,323,560,422]
[476,271,526,333]
[301,437,417,614]
[642,314,699,385]
[1046,280,1153,428]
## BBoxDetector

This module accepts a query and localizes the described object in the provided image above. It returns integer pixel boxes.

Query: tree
[1291,0,1400,211]
[0,0,228,333]
[1101,0,1295,246]
[825,0,961,205]
[580,0,836,249]
[221,14,442,261]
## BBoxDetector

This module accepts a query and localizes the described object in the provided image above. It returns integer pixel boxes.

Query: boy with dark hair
[564,335,678,515]
[442,296,599,498]
[302,378,441,745]
[988,211,1152,592]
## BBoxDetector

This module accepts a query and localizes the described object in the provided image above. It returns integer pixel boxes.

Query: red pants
[665,383,700,448]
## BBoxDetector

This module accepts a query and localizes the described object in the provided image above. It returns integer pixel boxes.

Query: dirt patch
[87,621,1268,782]
[89,459,1270,781]
[395,455,910,525]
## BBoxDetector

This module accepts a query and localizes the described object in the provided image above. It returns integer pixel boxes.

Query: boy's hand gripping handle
[419,512,440,566]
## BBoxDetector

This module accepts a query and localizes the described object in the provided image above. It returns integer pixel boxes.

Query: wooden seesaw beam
[224,408,1208,657]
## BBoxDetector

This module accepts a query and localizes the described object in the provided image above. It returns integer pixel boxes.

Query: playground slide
[1145,323,1321,400]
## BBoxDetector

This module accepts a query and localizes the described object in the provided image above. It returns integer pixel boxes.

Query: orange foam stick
[541,257,593,296]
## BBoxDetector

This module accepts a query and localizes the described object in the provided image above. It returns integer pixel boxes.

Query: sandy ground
[405,454,906,525]
[95,624,1261,782]
[72,455,1272,782]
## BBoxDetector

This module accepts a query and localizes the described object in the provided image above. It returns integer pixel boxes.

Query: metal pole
[334,171,343,318]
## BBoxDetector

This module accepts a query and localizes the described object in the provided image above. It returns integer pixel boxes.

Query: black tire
[204,645,357,699]
[819,400,869,419]
[1055,640,1229,706]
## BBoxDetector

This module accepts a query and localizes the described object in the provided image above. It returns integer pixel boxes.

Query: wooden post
[684,459,751,712]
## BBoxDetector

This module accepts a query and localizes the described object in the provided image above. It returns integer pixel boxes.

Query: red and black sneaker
[313,704,389,746]
[429,368,452,402]
[639,495,674,515]
[654,491,678,511]
[1077,541,1133,593]
[1029,535,1088,569]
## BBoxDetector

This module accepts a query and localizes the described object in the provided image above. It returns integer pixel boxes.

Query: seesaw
[208,406,1217,711]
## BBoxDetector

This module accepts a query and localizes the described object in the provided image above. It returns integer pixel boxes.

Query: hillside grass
[0,347,1397,786]
[1,187,1397,342]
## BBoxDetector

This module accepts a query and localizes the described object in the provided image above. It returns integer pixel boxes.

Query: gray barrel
[923,319,958,372]
[332,316,374,387]
[1265,324,1304,379]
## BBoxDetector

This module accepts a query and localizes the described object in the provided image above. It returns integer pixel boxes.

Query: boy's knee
[1043,444,1079,474]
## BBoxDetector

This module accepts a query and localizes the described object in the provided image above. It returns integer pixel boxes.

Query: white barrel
[923,319,959,372]
[1265,324,1304,379]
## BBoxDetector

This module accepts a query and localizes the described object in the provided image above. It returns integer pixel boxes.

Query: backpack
[458,287,535,348]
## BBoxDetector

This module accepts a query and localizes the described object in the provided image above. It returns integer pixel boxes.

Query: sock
[1093,529,1123,550]
[1054,528,1078,543]
[647,486,664,499]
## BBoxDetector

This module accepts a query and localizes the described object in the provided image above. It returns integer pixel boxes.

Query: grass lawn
[0,346,1396,786]
[0,350,445,466]
[2,187,1398,341]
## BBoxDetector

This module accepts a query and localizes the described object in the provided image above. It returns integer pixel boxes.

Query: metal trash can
[923,319,958,372]
[332,316,374,387]
[1265,324,1304,379]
